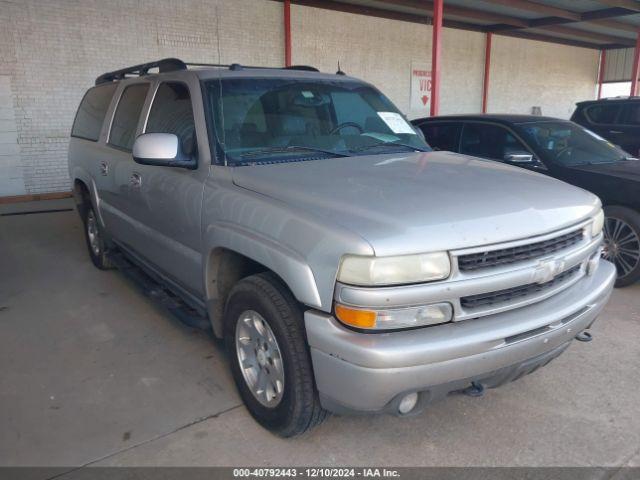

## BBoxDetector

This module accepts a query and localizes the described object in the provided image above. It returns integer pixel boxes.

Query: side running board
[108,251,211,331]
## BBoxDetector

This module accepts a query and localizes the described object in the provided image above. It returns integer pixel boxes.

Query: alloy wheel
[235,310,285,407]
[86,210,101,256]
[603,216,640,278]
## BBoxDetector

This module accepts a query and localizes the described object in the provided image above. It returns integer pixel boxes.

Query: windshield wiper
[349,141,430,154]
[238,145,351,159]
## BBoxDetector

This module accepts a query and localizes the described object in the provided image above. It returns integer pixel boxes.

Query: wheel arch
[203,229,322,338]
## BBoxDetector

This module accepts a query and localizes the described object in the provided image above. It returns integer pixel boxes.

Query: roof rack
[95,58,186,85]
[95,58,322,85]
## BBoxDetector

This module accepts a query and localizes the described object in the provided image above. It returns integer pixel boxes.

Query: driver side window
[146,82,197,157]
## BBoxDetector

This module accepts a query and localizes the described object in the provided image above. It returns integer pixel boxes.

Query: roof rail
[95,58,186,85]
[603,95,640,100]
[95,58,322,85]
[185,62,319,72]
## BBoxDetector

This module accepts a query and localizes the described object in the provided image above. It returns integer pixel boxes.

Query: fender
[203,221,322,337]
[204,221,322,307]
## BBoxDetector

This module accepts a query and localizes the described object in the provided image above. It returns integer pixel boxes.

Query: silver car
[68,58,616,436]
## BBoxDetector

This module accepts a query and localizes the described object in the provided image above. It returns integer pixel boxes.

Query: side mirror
[504,151,534,164]
[132,133,196,169]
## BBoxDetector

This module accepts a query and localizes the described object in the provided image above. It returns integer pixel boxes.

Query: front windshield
[519,121,633,167]
[205,78,430,164]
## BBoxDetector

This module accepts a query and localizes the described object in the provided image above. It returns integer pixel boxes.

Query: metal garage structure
[277,0,640,111]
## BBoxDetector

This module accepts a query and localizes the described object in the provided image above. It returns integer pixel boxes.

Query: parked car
[571,96,640,158]
[413,114,640,287]
[69,59,615,436]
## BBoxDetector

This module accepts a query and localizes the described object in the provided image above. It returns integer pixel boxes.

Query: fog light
[398,392,419,414]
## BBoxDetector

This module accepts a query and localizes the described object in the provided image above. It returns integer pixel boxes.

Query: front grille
[460,265,581,310]
[458,229,584,272]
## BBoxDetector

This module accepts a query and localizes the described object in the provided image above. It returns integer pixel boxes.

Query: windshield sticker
[377,112,416,135]
[301,91,314,98]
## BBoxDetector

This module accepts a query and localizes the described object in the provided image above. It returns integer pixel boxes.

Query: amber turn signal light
[334,304,377,329]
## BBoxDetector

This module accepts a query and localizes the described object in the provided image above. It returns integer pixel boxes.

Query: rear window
[418,123,461,152]
[584,104,620,125]
[108,83,150,151]
[71,83,117,141]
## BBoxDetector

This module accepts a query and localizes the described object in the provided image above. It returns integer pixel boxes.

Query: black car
[412,114,640,287]
[571,97,640,158]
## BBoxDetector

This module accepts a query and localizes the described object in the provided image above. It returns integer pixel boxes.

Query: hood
[569,159,640,182]
[232,151,600,256]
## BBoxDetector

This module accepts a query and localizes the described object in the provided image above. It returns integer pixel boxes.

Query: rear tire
[603,206,640,287]
[224,272,328,437]
[82,202,113,270]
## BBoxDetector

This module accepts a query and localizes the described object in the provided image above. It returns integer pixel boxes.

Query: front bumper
[305,260,616,415]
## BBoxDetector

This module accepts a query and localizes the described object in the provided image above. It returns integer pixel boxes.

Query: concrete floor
[1,199,639,470]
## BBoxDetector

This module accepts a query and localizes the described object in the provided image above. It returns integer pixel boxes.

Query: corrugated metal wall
[603,48,634,83]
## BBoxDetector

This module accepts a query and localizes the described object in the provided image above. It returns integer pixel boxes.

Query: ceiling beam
[595,0,640,10]
[479,0,580,20]
[537,25,635,45]
[590,18,639,33]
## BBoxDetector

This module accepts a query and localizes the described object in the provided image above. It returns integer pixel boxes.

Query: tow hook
[575,330,593,342]
[462,381,485,397]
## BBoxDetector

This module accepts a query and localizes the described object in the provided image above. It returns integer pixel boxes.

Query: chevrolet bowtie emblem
[533,258,565,284]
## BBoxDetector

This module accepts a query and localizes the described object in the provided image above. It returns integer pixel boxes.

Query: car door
[122,78,207,299]
[97,81,151,247]
[459,121,544,171]
[614,102,640,157]
[415,121,462,152]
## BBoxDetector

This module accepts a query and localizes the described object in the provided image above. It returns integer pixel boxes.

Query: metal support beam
[482,33,492,113]
[284,0,292,67]
[431,0,442,116]
[632,31,640,95]
[597,50,607,99]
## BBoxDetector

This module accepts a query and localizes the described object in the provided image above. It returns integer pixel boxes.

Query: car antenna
[336,60,346,75]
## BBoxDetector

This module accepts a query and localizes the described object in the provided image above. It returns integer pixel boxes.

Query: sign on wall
[410,63,431,116]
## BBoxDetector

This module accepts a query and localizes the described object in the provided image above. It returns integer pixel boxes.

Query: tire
[603,206,640,287]
[82,202,113,270]
[224,272,328,437]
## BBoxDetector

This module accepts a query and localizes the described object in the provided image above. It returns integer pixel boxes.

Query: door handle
[99,161,109,175]
[129,172,142,188]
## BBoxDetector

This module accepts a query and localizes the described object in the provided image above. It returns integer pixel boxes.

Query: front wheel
[603,206,640,287]
[224,272,328,437]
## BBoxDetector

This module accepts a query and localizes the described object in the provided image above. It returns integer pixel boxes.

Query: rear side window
[418,123,461,151]
[71,84,117,141]
[109,83,150,151]
[585,104,620,125]
[618,103,640,125]
[460,123,528,161]
[146,82,197,156]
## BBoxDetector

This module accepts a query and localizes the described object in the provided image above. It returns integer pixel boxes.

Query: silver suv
[68,58,616,436]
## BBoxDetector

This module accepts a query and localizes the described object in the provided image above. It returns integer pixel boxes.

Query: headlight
[337,252,451,286]
[591,209,604,237]
[335,302,453,331]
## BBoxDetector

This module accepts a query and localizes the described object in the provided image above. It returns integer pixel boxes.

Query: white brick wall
[0,0,283,195]
[0,0,598,196]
